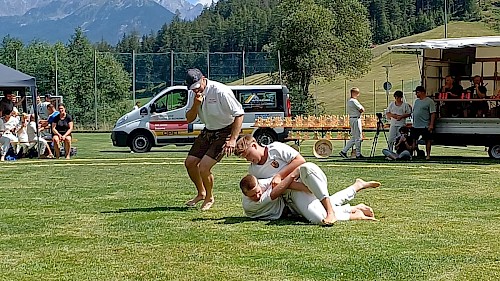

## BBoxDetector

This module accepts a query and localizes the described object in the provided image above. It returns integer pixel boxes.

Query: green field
[0,133,498,280]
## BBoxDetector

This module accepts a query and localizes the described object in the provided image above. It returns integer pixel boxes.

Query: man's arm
[270,174,296,200]
[272,154,306,187]
[229,115,243,141]
[428,112,436,131]
[185,99,201,123]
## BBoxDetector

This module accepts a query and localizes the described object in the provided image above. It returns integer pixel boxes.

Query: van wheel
[254,129,277,146]
[488,145,500,159]
[130,132,152,153]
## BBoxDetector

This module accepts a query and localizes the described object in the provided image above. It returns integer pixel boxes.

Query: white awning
[389,36,500,50]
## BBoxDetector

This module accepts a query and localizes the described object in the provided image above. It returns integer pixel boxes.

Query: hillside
[231,21,499,115]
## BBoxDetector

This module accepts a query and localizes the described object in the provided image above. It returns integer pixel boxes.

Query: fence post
[170,50,174,86]
[278,50,282,85]
[132,50,136,104]
[242,49,246,85]
[207,50,210,79]
[373,80,376,115]
[55,49,58,96]
[94,49,98,130]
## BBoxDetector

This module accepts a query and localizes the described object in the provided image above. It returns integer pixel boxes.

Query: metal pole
[278,50,283,85]
[94,50,98,130]
[170,50,174,86]
[373,80,376,115]
[344,80,347,115]
[207,50,210,79]
[132,50,136,103]
[55,49,58,96]
[15,50,18,69]
[444,0,448,38]
[242,49,246,85]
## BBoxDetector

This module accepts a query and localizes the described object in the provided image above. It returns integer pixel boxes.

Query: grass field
[0,133,499,280]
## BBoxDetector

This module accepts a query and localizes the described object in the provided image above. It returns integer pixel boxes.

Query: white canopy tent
[389,36,500,50]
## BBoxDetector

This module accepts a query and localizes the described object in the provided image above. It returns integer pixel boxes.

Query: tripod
[370,116,388,157]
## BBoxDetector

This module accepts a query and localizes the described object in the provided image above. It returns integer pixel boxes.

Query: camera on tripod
[376,112,383,120]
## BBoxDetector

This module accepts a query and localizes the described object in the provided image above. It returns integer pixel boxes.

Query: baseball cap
[414,86,426,93]
[185,68,204,90]
[45,93,52,99]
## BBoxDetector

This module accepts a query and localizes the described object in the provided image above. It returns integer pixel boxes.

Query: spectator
[385,90,412,151]
[441,75,464,117]
[39,94,52,119]
[412,86,436,160]
[27,113,53,158]
[0,109,20,159]
[382,126,413,160]
[51,103,73,160]
[133,101,141,110]
[0,90,15,117]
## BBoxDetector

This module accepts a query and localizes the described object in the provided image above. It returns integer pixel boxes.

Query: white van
[111,85,292,152]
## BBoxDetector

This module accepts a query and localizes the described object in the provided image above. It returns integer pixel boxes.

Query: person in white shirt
[0,109,19,160]
[240,162,380,224]
[340,87,365,159]
[133,101,140,111]
[235,135,337,225]
[184,68,245,211]
[27,114,53,158]
[39,94,52,119]
[385,90,412,151]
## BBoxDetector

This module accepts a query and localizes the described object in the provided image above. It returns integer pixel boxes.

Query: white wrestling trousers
[387,124,402,151]
[0,133,18,155]
[342,117,362,156]
[285,162,356,223]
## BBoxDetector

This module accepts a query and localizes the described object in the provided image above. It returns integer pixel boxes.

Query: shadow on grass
[102,206,191,213]
[317,156,499,165]
[100,149,190,154]
[192,216,311,226]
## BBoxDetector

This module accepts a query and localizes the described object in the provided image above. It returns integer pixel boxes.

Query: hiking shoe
[339,151,348,159]
[356,154,366,159]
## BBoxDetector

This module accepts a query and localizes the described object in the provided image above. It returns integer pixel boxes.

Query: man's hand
[271,174,282,188]
[289,167,300,180]
[428,125,434,132]
[222,138,236,157]
[194,91,204,103]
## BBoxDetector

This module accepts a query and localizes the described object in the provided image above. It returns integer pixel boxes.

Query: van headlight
[117,115,128,125]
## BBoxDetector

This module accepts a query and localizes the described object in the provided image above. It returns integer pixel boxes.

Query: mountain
[154,0,204,20]
[0,0,177,44]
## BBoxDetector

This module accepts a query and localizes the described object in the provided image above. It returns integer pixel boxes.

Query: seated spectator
[382,126,413,160]
[441,75,464,117]
[471,86,489,118]
[16,113,29,155]
[27,114,54,158]
[2,107,20,154]
[41,104,59,140]
[0,90,14,117]
[51,103,73,159]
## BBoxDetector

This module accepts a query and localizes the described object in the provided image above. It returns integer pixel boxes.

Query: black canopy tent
[0,63,41,157]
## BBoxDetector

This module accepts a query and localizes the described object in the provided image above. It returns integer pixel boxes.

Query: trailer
[390,36,500,159]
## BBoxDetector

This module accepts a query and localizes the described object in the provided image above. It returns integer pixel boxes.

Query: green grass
[0,133,499,280]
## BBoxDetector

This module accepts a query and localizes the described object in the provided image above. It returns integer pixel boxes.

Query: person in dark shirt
[51,103,73,159]
[441,75,464,117]
[382,126,413,160]
[0,90,15,117]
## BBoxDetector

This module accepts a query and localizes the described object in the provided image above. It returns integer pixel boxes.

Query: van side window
[238,90,282,112]
[153,89,188,113]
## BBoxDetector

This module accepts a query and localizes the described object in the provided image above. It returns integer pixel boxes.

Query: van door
[149,88,196,144]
